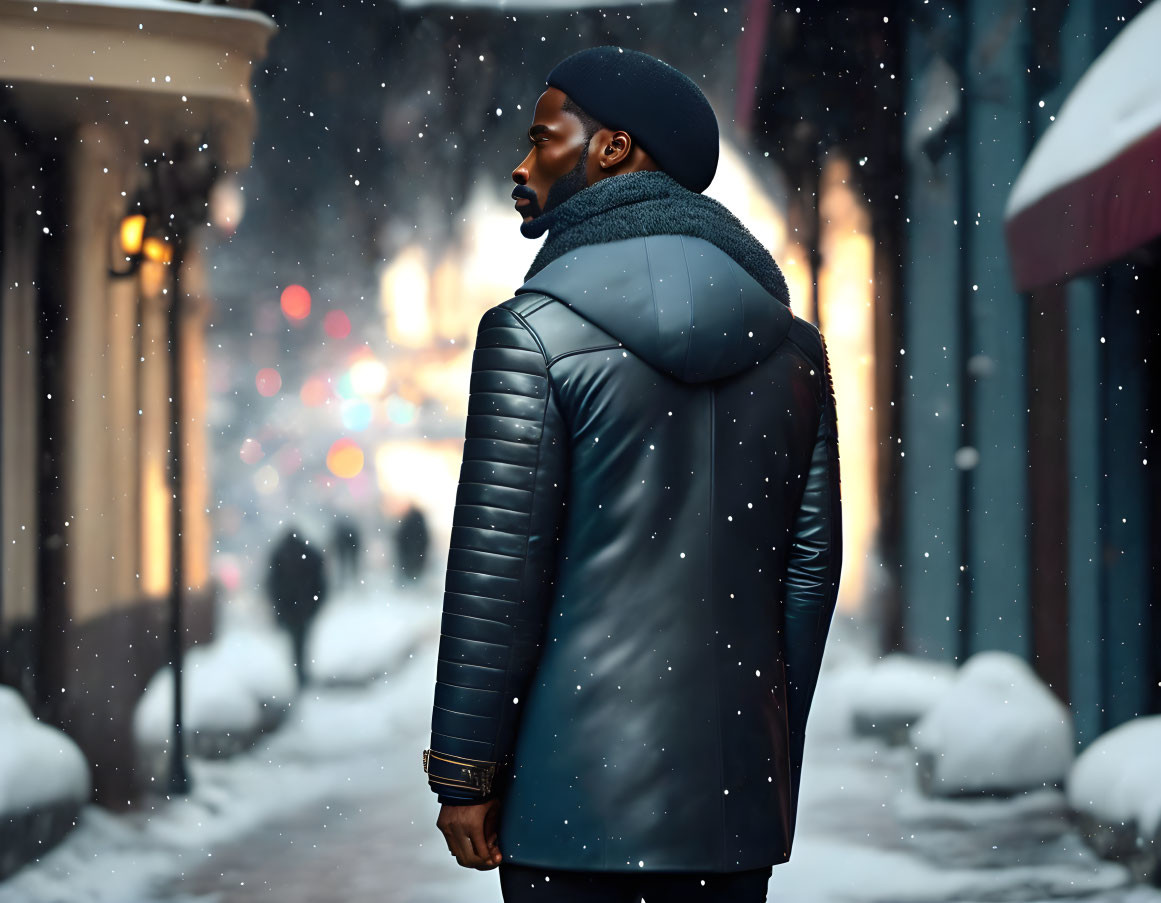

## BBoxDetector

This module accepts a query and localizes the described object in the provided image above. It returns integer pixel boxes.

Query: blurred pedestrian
[396,503,429,586]
[425,47,841,903]
[266,527,327,687]
[331,514,362,586]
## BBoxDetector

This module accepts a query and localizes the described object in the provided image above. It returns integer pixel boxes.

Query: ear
[600,131,633,169]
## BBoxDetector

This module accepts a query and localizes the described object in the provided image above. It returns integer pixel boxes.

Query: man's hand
[437,798,503,870]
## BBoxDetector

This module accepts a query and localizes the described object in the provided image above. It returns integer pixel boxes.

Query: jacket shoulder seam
[547,343,623,369]
[496,306,550,368]
[500,291,556,318]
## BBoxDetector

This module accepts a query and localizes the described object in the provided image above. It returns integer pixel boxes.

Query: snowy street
[1,572,1156,903]
[3,1,1160,900]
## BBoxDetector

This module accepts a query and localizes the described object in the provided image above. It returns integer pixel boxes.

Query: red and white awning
[1004,0,1161,292]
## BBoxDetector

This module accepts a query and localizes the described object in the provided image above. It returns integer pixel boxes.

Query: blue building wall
[899,0,1158,745]
[1066,276,1102,744]
[900,8,966,661]
[901,0,1031,662]
[963,0,1030,658]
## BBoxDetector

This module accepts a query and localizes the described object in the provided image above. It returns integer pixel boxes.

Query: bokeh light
[335,370,356,401]
[349,357,388,398]
[213,555,242,593]
[324,309,351,339]
[385,395,417,425]
[255,368,282,397]
[326,438,364,479]
[300,377,331,407]
[239,437,264,464]
[340,399,374,432]
[209,175,245,235]
[280,284,311,321]
[254,463,280,494]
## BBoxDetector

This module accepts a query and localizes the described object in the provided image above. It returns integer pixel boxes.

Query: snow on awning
[395,0,670,8]
[1003,0,1161,292]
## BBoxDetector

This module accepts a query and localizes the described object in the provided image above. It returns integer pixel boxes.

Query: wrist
[423,747,499,797]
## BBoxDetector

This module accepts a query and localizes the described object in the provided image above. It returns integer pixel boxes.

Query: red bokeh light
[300,377,331,407]
[280,284,311,321]
[324,309,351,339]
[240,437,264,464]
[256,367,282,397]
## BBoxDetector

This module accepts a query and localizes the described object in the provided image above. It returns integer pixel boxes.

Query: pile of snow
[911,651,1073,796]
[799,630,878,742]
[308,595,441,685]
[1068,715,1161,841]
[849,653,957,742]
[134,627,296,748]
[0,686,89,815]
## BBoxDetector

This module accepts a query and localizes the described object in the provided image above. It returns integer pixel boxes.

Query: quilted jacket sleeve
[424,304,569,805]
[782,329,842,822]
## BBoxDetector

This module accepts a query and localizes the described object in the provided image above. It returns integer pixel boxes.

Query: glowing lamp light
[281,284,311,321]
[256,368,282,397]
[120,214,147,256]
[340,400,374,432]
[142,235,173,263]
[324,309,352,339]
[327,438,364,479]
[349,357,388,398]
[300,377,331,407]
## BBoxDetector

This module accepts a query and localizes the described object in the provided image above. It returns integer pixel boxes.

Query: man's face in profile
[511,87,593,236]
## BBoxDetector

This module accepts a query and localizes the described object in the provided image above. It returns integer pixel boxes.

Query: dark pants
[499,862,772,902]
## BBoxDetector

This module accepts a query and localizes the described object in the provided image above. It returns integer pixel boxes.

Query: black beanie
[546,46,719,194]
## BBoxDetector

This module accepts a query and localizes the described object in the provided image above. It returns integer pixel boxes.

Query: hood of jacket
[517,232,794,383]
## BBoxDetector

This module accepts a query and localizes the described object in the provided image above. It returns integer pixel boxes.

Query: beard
[519,143,590,239]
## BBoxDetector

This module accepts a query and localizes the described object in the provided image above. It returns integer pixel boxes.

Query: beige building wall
[138,279,175,600]
[0,135,41,631]
[107,258,143,604]
[63,125,117,621]
[180,244,213,592]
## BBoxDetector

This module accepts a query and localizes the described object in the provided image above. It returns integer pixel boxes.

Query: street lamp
[110,201,174,278]
[111,143,216,797]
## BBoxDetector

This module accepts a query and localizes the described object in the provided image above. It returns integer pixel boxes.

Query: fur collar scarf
[523,170,790,306]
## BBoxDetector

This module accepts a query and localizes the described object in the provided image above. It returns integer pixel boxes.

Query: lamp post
[111,138,217,795]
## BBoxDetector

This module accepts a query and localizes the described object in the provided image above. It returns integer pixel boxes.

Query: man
[424,46,841,903]
[331,514,361,586]
[266,527,326,688]
[396,502,430,585]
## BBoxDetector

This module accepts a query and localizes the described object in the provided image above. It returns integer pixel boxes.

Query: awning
[1004,0,1161,292]
[396,0,669,8]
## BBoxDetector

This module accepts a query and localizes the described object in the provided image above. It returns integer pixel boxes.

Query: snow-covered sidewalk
[0,567,451,903]
[3,601,1159,903]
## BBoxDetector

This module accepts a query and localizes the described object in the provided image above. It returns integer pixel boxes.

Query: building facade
[0,0,275,804]
[749,0,1161,748]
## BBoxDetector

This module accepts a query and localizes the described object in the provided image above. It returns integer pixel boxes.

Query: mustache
[512,185,541,217]
[512,185,537,202]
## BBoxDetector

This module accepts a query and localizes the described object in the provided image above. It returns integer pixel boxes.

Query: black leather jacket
[425,234,841,873]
